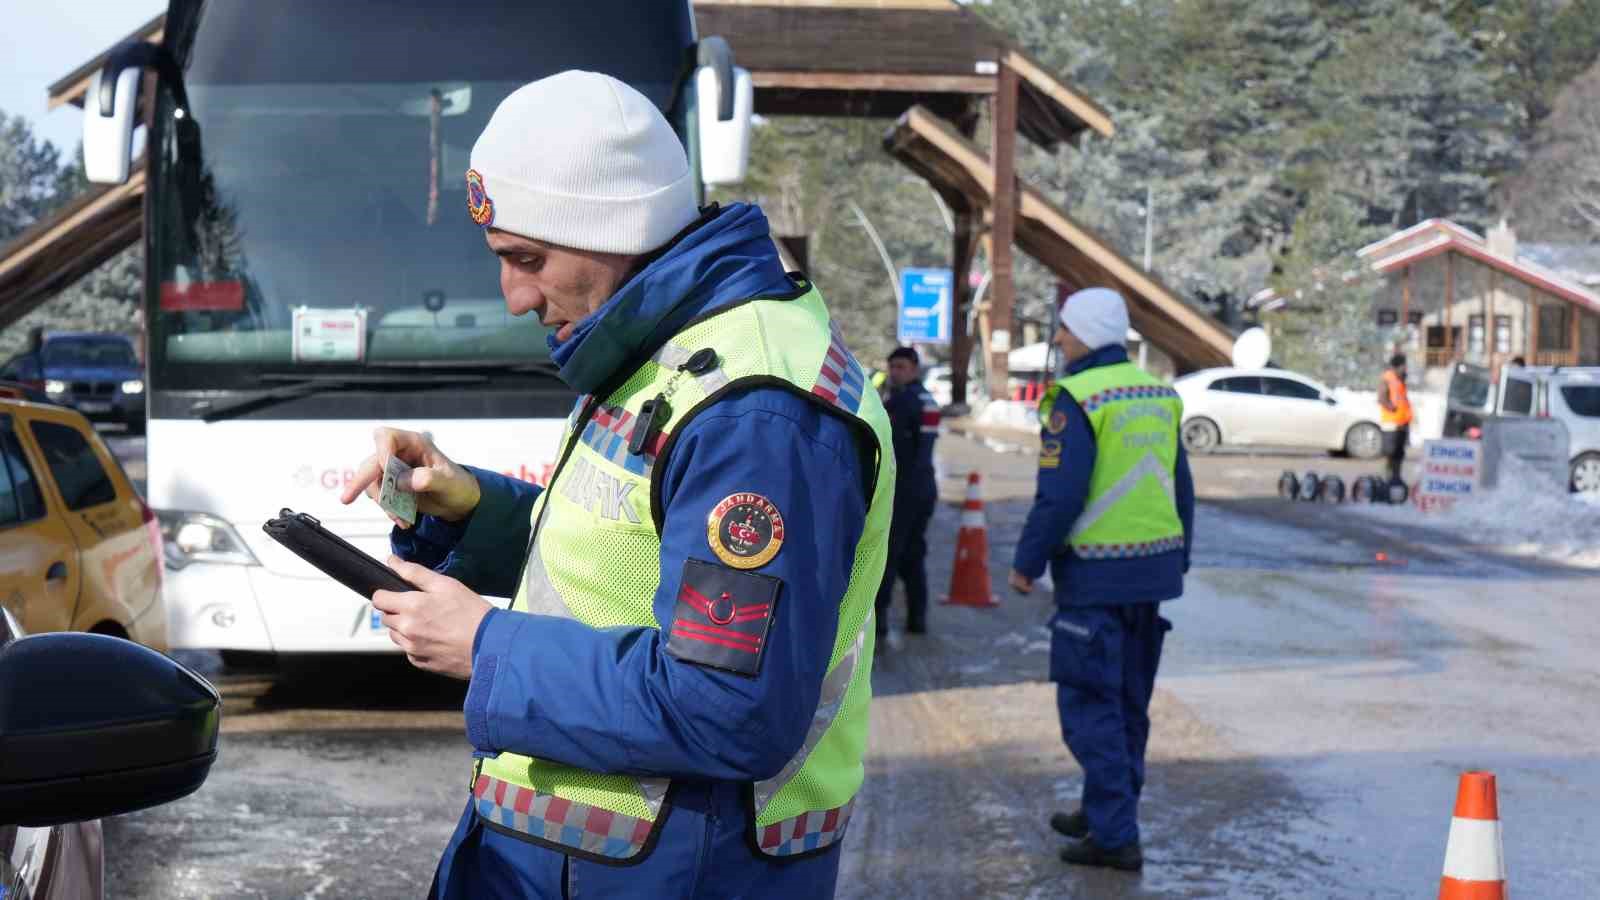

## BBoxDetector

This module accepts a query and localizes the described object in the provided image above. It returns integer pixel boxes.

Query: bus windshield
[149,0,694,390]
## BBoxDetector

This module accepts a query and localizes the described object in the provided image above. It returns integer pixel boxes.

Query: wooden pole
[1488,268,1498,368]
[1529,287,1540,363]
[1444,252,1455,359]
[988,61,1019,400]
[949,209,976,407]
[1570,301,1581,363]
[1400,265,1412,355]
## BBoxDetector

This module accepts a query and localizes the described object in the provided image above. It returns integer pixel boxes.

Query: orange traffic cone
[942,472,999,608]
[1439,771,1506,899]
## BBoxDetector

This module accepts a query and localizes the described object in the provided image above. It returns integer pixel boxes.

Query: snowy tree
[0,111,78,243]
[1266,188,1394,388]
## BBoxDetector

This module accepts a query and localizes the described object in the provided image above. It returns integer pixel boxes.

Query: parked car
[0,333,145,434]
[1446,363,1600,492]
[0,397,165,649]
[1174,367,1385,458]
[0,607,220,900]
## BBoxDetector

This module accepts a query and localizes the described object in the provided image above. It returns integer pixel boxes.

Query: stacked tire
[1282,470,1402,505]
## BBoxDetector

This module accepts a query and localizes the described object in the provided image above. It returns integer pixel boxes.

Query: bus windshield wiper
[190,372,489,422]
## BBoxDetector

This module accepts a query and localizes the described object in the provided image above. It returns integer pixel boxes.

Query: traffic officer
[1377,352,1412,483]
[1007,287,1194,872]
[875,346,940,639]
[341,72,894,898]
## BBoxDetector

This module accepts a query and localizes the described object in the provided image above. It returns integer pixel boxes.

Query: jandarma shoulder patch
[706,492,786,570]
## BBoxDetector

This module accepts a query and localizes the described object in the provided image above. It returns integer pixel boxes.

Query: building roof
[1366,229,1600,316]
[884,106,1235,371]
[1356,218,1485,259]
[1520,243,1600,288]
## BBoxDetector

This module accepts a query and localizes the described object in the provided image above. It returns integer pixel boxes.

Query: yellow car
[0,398,165,649]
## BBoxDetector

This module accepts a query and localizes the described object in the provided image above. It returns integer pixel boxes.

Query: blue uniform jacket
[1010,345,1194,607]
[394,203,868,897]
[883,379,938,504]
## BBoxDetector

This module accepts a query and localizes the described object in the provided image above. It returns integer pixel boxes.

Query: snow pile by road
[1353,455,1600,566]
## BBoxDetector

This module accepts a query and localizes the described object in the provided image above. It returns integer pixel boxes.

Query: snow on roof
[1356,218,1486,260]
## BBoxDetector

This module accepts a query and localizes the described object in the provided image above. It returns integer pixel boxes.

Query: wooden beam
[1444,251,1455,357]
[751,71,994,93]
[883,106,1235,368]
[48,17,164,109]
[1488,268,1499,366]
[1003,49,1114,139]
[950,210,977,407]
[1527,282,1537,358]
[988,62,1019,400]
[1400,265,1412,355]
[1571,297,1581,360]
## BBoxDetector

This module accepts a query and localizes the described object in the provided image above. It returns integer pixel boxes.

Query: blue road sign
[898,268,951,345]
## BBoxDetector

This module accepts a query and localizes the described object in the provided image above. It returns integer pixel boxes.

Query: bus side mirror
[84,61,144,184]
[83,40,195,186]
[696,36,753,186]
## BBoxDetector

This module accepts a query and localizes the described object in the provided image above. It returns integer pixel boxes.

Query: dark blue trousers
[875,486,936,633]
[1050,602,1171,849]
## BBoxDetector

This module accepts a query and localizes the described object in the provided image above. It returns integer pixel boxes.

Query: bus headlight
[45,379,68,396]
[121,379,145,394]
[155,510,259,569]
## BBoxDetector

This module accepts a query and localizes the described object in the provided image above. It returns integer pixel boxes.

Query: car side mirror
[1324,395,1337,406]
[0,633,220,827]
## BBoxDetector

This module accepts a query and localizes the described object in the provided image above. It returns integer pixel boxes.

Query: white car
[1174,368,1385,459]
[1450,364,1600,492]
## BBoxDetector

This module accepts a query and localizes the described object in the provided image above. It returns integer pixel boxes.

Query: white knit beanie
[1059,287,1130,350]
[466,71,699,255]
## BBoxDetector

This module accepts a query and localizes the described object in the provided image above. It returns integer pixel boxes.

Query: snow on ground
[1351,455,1600,567]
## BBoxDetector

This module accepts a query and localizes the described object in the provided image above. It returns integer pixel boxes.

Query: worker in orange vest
[1377,353,1412,482]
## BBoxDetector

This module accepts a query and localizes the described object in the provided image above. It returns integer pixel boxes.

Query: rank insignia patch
[466,168,494,227]
[707,492,785,570]
[666,559,782,677]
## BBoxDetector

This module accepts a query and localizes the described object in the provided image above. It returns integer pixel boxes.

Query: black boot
[1049,809,1088,839]
[1059,837,1142,871]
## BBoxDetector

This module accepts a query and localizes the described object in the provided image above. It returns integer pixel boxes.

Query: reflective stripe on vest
[472,281,893,863]
[1048,362,1184,558]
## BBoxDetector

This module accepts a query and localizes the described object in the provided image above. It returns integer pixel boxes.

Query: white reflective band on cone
[959,511,986,528]
[1441,817,1506,882]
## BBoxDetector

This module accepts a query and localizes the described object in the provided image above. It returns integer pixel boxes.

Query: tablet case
[262,509,414,599]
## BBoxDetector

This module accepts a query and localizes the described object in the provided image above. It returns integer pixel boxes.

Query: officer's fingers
[371,588,408,615]
[341,454,382,505]
[387,556,449,592]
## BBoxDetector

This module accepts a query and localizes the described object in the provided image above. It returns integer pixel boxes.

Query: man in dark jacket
[1008,288,1194,872]
[876,345,941,639]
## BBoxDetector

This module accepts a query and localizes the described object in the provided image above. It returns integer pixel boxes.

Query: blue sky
[1,0,166,152]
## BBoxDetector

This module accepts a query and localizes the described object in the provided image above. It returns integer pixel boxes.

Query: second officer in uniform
[1009,287,1194,871]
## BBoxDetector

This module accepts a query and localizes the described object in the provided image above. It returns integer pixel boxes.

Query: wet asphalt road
[98,431,1597,897]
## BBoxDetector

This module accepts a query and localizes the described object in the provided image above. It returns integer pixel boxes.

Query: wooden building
[1358,219,1600,373]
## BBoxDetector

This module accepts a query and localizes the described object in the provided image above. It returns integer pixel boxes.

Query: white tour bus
[81,0,752,659]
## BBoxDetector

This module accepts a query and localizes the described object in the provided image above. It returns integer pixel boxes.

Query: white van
[1444,363,1600,491]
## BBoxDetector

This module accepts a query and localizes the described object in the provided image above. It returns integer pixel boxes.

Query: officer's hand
[372,558,492,680]
[342,427,482,523]
[1008,570,1034,594]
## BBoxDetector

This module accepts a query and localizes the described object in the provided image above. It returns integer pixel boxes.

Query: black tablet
[262,508,415,600]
